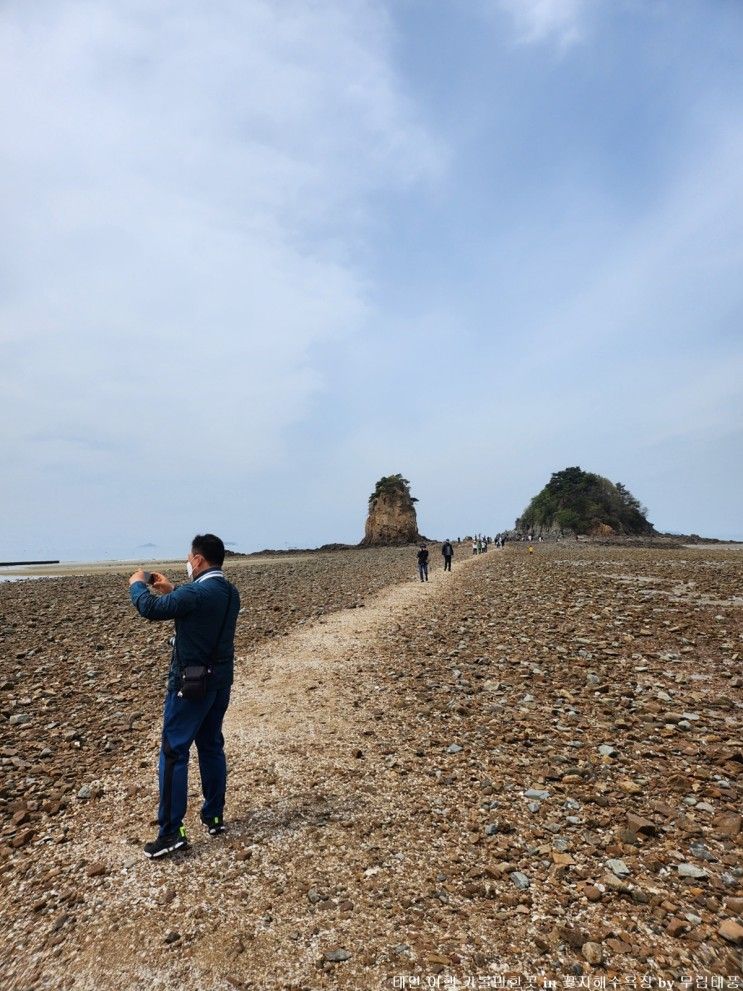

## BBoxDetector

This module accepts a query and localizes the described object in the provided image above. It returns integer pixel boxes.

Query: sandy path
[228,553,468,749]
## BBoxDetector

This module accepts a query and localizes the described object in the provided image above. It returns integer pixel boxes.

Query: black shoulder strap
[210,583,235,665]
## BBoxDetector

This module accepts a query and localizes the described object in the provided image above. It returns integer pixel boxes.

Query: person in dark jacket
[129,533,240,859]
[417,543,429,582]
[441,539,454,572]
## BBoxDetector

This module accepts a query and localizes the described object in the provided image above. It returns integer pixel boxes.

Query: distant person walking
[128,533,240,859]
[442,539,454,572]
[417,543,429,582]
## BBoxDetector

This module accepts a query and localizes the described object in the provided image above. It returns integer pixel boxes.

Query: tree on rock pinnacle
[360,474,421,546]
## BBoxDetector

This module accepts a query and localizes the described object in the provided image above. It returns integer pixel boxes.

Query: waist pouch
[178,664,211,701]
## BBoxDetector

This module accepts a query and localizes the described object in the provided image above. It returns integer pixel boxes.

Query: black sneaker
[201,814,226,836]
[143,826,188,859]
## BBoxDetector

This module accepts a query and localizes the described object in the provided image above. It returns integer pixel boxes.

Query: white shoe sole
[145,839,187,858]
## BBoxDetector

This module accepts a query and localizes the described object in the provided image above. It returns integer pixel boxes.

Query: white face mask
[186,560,193,579]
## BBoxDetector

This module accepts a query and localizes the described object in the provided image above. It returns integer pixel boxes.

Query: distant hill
[516,466,655,537]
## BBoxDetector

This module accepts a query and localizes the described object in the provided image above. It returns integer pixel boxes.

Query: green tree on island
[516,466,654,537]
[368,474,419,509]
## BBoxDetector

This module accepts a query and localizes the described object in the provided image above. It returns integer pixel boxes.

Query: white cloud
[0,0,441,505]
[495,0,595,47]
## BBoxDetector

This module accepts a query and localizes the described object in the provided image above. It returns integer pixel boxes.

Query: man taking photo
[128,533,240,859]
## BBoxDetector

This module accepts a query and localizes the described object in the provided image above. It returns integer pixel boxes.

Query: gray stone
[606,859,630,877]
[76,785,92,800]
[527,801,541,813]
[510,871,531,890]
[598,744,617,757]
[484,823,499,836]
[689,842,716,862]
[677,863,708,880]
[446,744,462,754]
[323,948,351,963]
[524,789,550,800]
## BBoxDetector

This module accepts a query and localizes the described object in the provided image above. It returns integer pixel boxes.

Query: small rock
[323,948,351,963]
[626,813,657,836]
[689,842,716,862]
[164,931,180,944]
[484,823,499,836]
[618,779,642,795]
[510,871,530,890]
[581,942,603,964]
[598,744,617,757]
[524,789,549,800]
[666,918,688,938]
[446,744,462,754]
[713,813,741,838]
[606,859,630,877]
[12,829,34,848]
[552,852,575,867]
[86,862,108,878]
[76,785,92,801]
[677,863,708,880]
[718,920,743,946]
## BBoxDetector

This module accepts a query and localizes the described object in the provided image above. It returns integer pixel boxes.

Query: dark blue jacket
[129,569,240,693]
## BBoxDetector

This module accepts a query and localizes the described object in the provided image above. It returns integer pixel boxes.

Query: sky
[1,0,742,561]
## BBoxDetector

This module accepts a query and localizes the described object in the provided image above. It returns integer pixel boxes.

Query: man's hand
[151,572,174,594]
[129,570,146,586]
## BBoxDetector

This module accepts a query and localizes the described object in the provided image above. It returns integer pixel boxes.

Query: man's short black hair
[192,533,225,567]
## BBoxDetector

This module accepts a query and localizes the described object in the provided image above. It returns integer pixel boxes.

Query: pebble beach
[0,543,741,989]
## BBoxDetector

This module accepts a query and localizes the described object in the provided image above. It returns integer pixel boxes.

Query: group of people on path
[416,532,509,581]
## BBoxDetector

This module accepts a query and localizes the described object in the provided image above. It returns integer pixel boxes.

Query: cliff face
[361,479,420,546]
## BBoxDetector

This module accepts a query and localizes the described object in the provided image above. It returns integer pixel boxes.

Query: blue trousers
[158,685,231,837]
